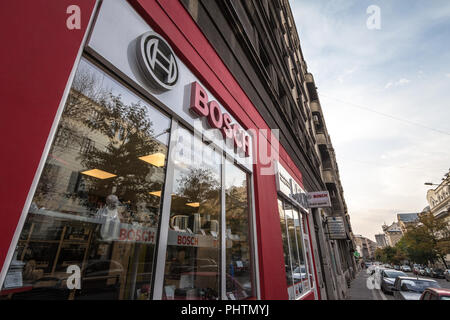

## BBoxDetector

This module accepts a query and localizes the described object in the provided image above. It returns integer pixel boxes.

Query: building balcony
[305,73,314,83]
[323,168,336,184]
[316,132,328,146]
[310,100,321,113]
[331,198,345,214]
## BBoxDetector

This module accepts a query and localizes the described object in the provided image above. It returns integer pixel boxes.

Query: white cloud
[337,66,357,84]
[385,78,411,89]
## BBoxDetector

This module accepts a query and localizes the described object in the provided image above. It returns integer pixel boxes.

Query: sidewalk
[346,269,379,300]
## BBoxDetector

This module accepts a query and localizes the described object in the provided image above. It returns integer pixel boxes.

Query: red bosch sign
[177,235,199,246]
[119,226,156,244]
[190,82,250,157]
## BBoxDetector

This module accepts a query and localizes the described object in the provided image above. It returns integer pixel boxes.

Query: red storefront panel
[0,0,97,274]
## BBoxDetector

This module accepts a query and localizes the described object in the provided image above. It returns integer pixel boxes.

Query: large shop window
[278,198,312,299]
[162,126,222,300]
[161,127,255,300]
[1,59,171,300]
[224,160,255,300]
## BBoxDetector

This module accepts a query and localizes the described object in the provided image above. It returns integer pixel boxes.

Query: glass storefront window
[278,198,312,299]
[162,127,222,300]
[278,199,294,298]
[302,213,314,289]
[1,55,257,300]
[294,209,310,293]
[225,160,255,300]
[1,58,171,300]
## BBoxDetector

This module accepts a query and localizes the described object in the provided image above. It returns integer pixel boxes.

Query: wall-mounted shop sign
[326,216,347,240]
[190,82,250,157]
[136,31,179,91]
[275,161,308,211]
[307,191,331,208]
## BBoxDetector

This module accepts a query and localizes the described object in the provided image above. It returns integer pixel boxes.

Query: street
[347,270,450,300]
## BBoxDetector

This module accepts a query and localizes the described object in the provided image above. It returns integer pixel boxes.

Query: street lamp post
[424,182,450,187]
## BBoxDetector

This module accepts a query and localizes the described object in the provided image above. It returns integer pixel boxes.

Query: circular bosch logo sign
[136,31,179,91]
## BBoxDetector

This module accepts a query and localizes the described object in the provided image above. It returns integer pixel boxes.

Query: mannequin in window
[97,195,123,241]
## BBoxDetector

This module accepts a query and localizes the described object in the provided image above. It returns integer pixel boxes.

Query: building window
[225,160,255,299]
[278,199,293,298]
[54,126,73,148]
[80,137,95,155]
[162,126,222,300]
[278,198,312,299]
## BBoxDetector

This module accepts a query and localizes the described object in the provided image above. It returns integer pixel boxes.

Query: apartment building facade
[425,169,450,267]
[375,234,388,248]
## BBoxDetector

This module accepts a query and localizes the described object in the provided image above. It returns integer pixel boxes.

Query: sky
[290,0,450,241]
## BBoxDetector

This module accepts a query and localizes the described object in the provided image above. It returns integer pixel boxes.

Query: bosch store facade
[0,0,319,300]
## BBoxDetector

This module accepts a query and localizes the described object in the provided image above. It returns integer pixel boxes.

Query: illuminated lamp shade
[149,191,162,197]
[186,202,200,208]
[81,169,117,180]
[139,153,166,167]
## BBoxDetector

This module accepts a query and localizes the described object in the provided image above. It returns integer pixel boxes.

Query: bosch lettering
[190,82,250,157]
[177,235,199,246]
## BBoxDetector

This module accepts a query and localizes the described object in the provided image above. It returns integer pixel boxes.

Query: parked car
[430,268,445,279]
[445,269,450,282]
[424,267,432,277]
[420,288,450,300]
[393,265,400,270]
[293,265,308,281]
[379,269,407,294]
[419,268,426,276]
[392,277,441,300]
[400,265,411,272]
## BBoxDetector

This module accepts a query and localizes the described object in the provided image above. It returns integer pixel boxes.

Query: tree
[383,246,397,264]
[38,64,169,226]
[419,212,450,268]
[374,247,386,263]
[399,212,450,268]
[374,246,405,265]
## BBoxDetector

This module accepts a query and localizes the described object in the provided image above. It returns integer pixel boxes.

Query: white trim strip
[220,155,227,299]
[152,120,179,300]
[250,172,261,300]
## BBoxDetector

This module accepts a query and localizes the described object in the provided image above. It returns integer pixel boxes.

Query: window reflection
[225,160,254,300]
[278,199,294,298]
[293,208,310,293]
[1,59,171,300]
[163,127,221,300]
[302,213,314,289]
[278,198,311,299]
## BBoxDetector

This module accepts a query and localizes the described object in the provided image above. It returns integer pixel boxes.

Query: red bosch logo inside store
[177,235,199,246]
[190,82,250,157]
[119,227,156,243]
